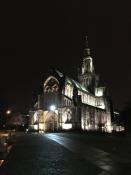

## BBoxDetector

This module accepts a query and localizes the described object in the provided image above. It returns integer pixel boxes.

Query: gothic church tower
[78,36,97,93]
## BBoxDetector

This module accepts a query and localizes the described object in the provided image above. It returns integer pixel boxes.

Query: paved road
[0,133,131,175]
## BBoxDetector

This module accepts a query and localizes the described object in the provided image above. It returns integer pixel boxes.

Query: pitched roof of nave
[54,69,107,98]
[53,69,94,95]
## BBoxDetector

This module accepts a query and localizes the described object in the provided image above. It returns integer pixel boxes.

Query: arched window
[44,76,59,92]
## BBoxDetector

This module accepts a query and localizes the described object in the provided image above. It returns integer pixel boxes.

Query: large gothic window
[44,76,59,92]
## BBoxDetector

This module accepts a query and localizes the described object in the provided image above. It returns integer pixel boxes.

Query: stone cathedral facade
[28,37,113,133]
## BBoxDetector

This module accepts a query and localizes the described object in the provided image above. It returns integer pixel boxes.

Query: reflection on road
[46,134,118,175]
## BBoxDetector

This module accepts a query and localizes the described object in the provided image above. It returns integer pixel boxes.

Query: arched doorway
[44,111,58,132]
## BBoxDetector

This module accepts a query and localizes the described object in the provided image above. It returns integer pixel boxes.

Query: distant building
[28,36,114,133]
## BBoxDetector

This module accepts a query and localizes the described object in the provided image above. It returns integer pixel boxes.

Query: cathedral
[28,36,113,133]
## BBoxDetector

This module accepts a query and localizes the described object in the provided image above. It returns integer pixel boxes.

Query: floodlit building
[29,36,114,133]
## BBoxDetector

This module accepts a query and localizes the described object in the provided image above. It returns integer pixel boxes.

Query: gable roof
[66,77,89,93]
[55,69,89,94]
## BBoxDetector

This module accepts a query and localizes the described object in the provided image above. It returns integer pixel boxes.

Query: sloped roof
[55,69,64,77]
[66,77,89,93]
[55,69,89,94]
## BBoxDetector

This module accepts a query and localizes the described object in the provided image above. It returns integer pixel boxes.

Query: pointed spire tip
[83,35,91,57]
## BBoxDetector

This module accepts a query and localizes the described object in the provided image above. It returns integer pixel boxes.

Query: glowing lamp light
[6,110,11,115]
[50,105,56,111]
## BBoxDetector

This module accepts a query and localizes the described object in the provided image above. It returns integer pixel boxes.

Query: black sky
[0,1,131,112]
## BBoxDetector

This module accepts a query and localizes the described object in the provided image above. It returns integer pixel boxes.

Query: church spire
[84,35,91,57]
[81,35,94,75]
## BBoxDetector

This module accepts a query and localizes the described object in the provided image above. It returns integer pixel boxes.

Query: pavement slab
[0,133,101,175]
[46,133,131,175]
[0,132,131,175]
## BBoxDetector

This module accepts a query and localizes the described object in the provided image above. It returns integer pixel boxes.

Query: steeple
[84,35,91,57]
[78,35,95,91]
[82,35,94,74]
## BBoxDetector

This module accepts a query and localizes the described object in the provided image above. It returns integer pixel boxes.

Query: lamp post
[6,110,11,115]
[5,109,12,129]
[49,105,56,132]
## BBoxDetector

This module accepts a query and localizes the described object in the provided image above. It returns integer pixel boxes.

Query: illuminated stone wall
[28,72,112,133]
[28,37,114,133]
[81,106,112,133]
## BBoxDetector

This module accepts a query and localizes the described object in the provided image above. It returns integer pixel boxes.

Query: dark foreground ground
[0,132,131,175]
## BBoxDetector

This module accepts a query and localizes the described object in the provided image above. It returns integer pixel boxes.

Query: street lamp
[4,110,12,129]
[6,110,11,115]
[50,105,56,112]
[49,105,56,132]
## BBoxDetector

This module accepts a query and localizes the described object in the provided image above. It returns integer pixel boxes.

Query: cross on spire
[84,35,91,57]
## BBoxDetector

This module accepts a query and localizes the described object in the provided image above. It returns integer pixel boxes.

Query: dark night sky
[0,1,131,112]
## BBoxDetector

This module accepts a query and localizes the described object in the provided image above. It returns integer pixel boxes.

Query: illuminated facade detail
[64,83,73,99]
[95,87,105,97]
[29,36,115,133]
[44,76,59,92]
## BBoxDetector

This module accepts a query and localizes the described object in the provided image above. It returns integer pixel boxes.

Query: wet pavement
[46,133,131,175]
[0,132,131,175]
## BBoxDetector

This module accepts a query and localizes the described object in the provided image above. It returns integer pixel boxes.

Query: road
[0,132,131,175]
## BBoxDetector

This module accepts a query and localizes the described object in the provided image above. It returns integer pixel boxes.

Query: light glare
[50,105,56,111]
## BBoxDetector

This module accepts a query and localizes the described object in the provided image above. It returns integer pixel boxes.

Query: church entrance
[43,111,58,132]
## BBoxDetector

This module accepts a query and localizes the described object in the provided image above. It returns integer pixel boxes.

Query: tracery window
[44,76,59,92]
